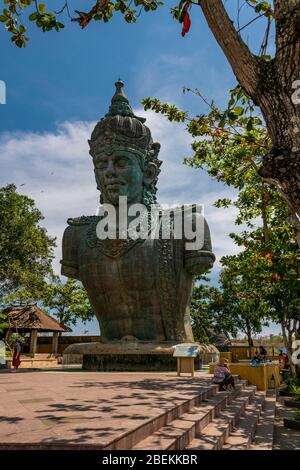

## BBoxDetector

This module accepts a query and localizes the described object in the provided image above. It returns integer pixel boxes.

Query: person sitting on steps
[213,358,235,391]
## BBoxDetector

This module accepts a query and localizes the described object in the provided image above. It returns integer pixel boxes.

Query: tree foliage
[190,275,234,344]
[167,87,300,362]
[0,1,274,48]
[40,277,94,328]
[2,276,94,329]
[0,310,8,336]
[191,272,269,347]
[0,184,55,299]
[0,0,163,47]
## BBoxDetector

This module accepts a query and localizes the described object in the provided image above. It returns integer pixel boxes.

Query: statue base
[62,340,219,371]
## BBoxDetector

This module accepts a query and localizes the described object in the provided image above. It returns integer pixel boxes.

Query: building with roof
[3,305,71,356]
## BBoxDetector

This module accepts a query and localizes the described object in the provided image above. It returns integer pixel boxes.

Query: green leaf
[261,54,271,62]
[255,1,271,13]
[29,12,38,21]
[39,3,46,13]
[234,106,244,116]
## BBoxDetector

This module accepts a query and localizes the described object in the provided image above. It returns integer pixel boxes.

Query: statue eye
[117,158,129,167]
[96,160,108,169]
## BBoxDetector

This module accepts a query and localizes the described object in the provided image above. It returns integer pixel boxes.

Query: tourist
[258,346,268,362]
[213,359,235,391]
[279,351,291,382]
[12,340,21,372]
[250,349,261,365]
[279,348,287,369]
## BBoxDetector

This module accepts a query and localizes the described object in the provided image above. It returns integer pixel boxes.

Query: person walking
[12,340,21,372]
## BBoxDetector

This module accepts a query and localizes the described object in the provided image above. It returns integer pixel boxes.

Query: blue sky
[0,1,279,337]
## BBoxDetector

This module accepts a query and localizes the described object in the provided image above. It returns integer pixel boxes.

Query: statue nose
[106,160,117,176]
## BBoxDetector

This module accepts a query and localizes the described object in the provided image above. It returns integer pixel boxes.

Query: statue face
[94,151,144,205]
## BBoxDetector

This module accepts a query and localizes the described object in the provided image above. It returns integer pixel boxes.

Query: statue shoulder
[67,215,99,226]
[182,205,216,275]
[61,215,98,280]
[63,215,99,240]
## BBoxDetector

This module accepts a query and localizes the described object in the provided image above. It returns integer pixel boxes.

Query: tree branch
[71,0,109,29]
[198,0,260,100]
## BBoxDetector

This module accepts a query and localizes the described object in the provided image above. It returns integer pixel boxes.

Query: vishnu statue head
[89,80,161,208]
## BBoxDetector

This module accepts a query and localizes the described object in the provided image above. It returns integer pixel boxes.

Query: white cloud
[0,113,241,279]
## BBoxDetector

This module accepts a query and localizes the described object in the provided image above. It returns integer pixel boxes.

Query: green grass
[286,378,300,393]
[293,410,300,421]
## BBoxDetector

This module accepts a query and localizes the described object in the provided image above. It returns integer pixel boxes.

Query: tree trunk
[281,319,296,377]
[245,321,254,347]
[199,0,300,245]
[295,326,300,379]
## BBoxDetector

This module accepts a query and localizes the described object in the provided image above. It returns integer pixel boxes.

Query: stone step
[250,390,276,450]
[222,393,265,450]
[132,391,232,450]
[185,387,256,450]
[103,384,218,450]
[132,382,248,450]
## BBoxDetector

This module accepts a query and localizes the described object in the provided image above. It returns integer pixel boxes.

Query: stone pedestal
[83,352,177,371]
[63,340,218,372]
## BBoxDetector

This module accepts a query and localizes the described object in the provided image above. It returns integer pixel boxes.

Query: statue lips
[106,181,125,190]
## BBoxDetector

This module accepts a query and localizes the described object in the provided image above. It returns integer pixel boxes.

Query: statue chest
[78,237,159,295]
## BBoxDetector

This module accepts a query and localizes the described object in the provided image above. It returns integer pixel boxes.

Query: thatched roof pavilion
[207,329,231,348]
[3,305,71,355]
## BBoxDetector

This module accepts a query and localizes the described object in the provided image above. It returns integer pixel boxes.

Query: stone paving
[0,369,213,449]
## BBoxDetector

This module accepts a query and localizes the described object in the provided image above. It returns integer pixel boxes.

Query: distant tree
[222,239,300,374]
[0,184,55,300]
[3,276,94,330]
[219,267,269,347]
[40,277,94,329]
[154,87,300,364]
[190,274,268,347]
[190,275,235,344]
[0,311,8,338]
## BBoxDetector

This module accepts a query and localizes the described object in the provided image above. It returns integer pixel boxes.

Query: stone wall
[36,335,101,354]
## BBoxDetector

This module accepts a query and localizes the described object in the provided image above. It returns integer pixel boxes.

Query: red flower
[181,3,191,37]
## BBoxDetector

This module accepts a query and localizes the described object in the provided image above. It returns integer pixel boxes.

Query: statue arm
[60,225,80,279]
[184,212,215,275]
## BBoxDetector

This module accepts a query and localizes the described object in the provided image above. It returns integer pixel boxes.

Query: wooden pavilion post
[52,331,59,355]
[29,329,38,356]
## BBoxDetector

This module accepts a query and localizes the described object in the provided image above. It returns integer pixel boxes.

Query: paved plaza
[0,369,213,449]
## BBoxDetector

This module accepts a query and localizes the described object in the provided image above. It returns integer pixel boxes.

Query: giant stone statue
[61,81,216,369]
